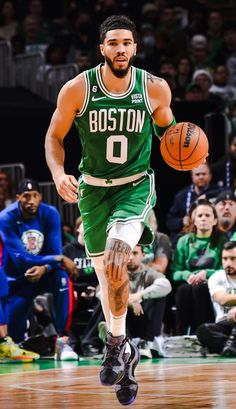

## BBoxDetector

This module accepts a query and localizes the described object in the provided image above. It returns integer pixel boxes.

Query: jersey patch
[131,93,143,104]
[21,229,44,255]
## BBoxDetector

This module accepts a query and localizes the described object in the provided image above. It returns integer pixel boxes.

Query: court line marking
[7,362,236,398]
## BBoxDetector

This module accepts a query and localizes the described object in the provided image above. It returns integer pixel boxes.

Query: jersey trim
[85,242,104,258]
[76,71,89,117]
[143,70,153,115]
[96,64,136,99]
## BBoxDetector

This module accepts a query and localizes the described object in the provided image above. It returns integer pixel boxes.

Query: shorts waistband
[82,171,147,187]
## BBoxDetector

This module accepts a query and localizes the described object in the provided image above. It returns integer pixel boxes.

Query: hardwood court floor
[0,357,235,408]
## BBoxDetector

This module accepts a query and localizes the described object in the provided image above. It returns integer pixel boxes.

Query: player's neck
[100,64,132,94]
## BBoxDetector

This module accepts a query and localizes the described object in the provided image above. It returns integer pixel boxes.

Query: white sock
[110,311,126,337]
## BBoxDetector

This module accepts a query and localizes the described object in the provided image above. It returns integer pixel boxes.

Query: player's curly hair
[99,15,137,43]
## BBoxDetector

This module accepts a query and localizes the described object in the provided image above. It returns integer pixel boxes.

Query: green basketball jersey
[74,64,153,179]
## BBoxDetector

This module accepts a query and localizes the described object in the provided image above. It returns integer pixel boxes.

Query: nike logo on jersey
[132,177,145,187]
[59,288,69,292]
[92,96,106,102]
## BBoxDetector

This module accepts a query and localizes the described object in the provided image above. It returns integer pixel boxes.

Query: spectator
[0,265,40,362]
[74,51,92,73]
[171,199,227,335]
[126,245,172,358]
[209,64,236,111]
[63,216,100,357]
[0,170,13,207]
[0,178,79,360]
[175,55,194,99]
[184,81,204,101]
[213,21,236,67]
[62,221,74,246]
[36,41,66,85]
[189,35,212,71]
[211,134,236,191]
[0,0,18,41]
[143,209,172,274]
[214,190,236,239]
[206,9,224,63]
[0,185,8,211]
[197,241,236,356]
[166,162,223,246]
[191,68,224,110]
[63,216,98,289]
[10,33,25,55]
[19,14,49,53]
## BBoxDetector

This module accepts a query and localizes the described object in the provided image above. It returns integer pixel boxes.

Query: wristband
[153,117,176,138]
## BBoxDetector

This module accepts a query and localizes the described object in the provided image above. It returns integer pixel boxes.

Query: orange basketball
[160,122,209,171]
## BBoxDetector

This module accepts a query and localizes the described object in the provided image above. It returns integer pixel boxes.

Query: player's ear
[134,44,137,56]
[100,45,105,56]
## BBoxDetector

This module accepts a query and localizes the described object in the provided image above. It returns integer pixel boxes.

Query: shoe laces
[103,342,125,367]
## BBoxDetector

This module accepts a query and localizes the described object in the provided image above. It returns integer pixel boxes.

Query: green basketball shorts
[78,169,156,257]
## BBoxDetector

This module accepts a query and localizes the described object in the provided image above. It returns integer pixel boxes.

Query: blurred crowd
[0,1,236,118]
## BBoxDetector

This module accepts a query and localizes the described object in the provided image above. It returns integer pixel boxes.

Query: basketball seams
[160,121,209,171]
[181,123,200,162]
[179,122,185,170]
[163,150,208,170]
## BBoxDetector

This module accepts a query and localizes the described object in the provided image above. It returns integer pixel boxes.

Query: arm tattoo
[147,73,163,83]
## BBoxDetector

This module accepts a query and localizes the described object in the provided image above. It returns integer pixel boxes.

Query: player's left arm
[147,73,176,138]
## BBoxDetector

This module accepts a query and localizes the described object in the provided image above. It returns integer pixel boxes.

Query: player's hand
[54,174,78,203]
[61,256,79,279]
[25,266,46,282]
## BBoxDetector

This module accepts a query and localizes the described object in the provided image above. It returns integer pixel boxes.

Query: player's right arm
[45,73,86,202]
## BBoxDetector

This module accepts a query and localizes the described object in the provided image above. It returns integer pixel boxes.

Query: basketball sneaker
[98,321,107,345]
[0,336,40,362]
[100,332,129,386]
[221,334,236,357]
[115,339,140,405]
[54,336,79,361]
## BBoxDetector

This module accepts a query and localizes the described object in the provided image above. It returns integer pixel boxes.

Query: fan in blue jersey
[0,178,79,361]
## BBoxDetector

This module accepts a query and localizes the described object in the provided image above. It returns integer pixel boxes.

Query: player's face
[100,29,137,78]
[193,204,217,234]
[17,191,41,217]
[222,248,236,276]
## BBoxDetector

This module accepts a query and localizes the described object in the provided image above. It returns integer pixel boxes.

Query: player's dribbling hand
[55,174,78,203]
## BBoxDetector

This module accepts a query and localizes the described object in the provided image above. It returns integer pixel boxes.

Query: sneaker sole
[0,357,33,363]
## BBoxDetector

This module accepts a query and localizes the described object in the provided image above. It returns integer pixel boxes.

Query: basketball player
[45,15,176,405]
